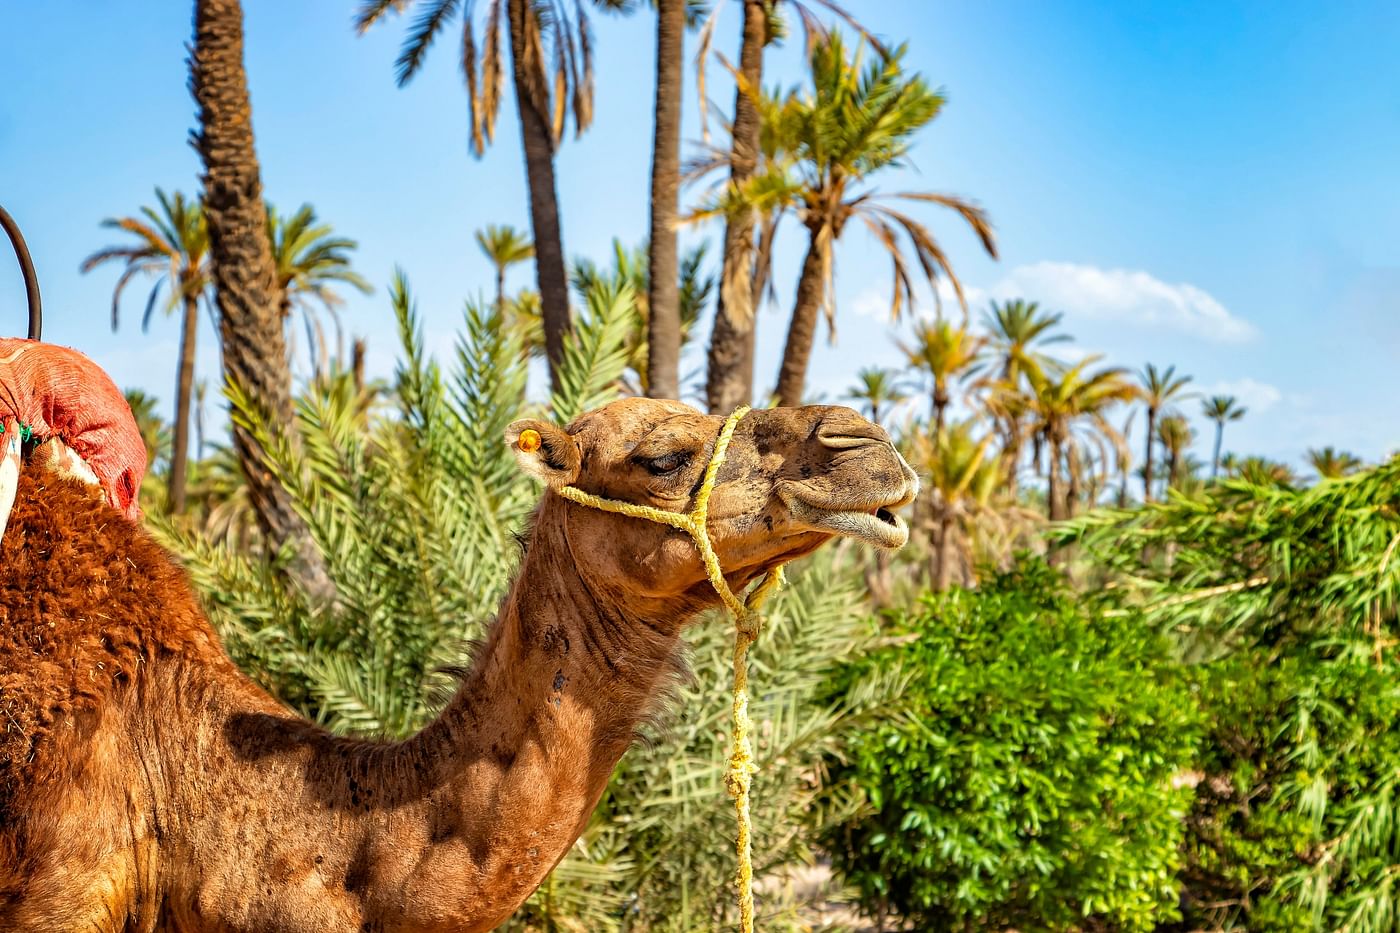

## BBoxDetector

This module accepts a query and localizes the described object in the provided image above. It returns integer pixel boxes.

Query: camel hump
[0,464,215,821]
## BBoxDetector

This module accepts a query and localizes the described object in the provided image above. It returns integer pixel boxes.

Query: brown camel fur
[0,397,917,932]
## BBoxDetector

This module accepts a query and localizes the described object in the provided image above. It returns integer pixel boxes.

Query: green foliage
[1062,459,1400,931]
[822,560,1199,931]
[153,272,536,735]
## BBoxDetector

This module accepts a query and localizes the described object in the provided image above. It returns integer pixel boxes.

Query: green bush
[823,561,1200,931]
[1064,461,1400,932]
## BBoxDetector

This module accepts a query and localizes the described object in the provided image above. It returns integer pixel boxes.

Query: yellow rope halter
[551,406,782,933]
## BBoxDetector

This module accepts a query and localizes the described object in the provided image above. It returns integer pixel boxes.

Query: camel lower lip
[783,494,910,549]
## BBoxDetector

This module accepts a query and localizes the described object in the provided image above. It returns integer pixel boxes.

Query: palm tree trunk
[933,386,949,440]
[934,513,956,592]
[1047,435,1065,565]
[1002,417,1021,497]
[1065,442,1082,518]
[775,230,825,407]
[1047,436,1065,522]
[1142,407,1157,502]
[645,0,684,400]
[191,0,333,601]
[352,338,367,396]
[507,0,571,395]
[168,293,199,514]
[495,266,507,312]
[1212,422,1223,478]
[704,0,766,413]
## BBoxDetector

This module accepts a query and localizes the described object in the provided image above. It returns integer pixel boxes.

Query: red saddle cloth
[0,337,146,520]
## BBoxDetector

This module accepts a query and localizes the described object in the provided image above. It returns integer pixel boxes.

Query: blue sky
[2,1,1398,472]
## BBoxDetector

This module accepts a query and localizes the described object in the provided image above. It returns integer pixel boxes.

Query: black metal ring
[0,204,42,341]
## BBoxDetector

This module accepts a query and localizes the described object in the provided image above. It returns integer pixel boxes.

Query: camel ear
[506,419,581,488]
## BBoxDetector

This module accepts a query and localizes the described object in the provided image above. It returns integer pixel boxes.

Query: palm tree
[642,0,687,399]
[192,0,331,599]
[764,35,996,407]
[1156,414,1193,492]
[1024,358,1138,524]
[1138,363,1193,502]
[696,0,877,414]
[267,203,371,378]
[1231,455,1296,488]
[982,299,1068,494]
[357,0,600,393]
[843,367,907,427]
[910,419,999,591]
[900,318,986,440]
[689,84,802,409]
[1307,446,1363,480]
[81,188,208,514]
[476,224,535,313]
[1201,394,1246,478]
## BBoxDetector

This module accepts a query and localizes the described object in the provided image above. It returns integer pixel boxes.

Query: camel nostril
[816,416,889,450]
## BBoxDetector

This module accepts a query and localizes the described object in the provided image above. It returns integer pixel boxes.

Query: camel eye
[641,451,693,476]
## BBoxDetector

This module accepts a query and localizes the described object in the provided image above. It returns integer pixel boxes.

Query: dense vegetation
[50,1,1388,929]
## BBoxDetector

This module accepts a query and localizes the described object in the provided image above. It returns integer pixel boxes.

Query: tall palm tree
[191,0,331,599]
[764,35,996,407]
[696,0,876,414]
[357,0,599,393]
[267,203,372,378]
[843,367,907,427]
[982,299,1068,494]
[1024,357,1138,524]
[644,0,687,399]
[1156,414,1193,492]
[1138,363,1193,502]
[81,188,208,514]
[1307,446,1363,480]
[476,224,535,312]
[900,318,986,440]
[1201,394,1246,478]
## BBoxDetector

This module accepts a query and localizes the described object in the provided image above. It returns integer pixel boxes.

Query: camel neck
[167,503,686,931]
[421,502,683,782]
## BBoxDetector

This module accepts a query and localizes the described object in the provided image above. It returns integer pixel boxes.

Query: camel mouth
[780,486,915,550]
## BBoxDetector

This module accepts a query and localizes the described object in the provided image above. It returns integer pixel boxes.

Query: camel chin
[780,486,917,550]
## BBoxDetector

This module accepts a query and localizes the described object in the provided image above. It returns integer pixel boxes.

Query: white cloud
[917,261,1256,343]
[1201,377,1283,414]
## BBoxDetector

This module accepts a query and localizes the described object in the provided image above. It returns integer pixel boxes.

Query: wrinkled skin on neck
[0,397,916,932]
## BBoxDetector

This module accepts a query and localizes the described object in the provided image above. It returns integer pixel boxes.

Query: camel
[0,396,917,932]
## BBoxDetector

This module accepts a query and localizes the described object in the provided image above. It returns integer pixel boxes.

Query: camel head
[507,398,919,614]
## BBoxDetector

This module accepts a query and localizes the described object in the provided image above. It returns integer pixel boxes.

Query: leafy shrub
[823,560,1199,931]
[1066,464,1400,932]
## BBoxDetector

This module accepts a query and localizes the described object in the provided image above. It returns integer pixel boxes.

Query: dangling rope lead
[546,406,783,933]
